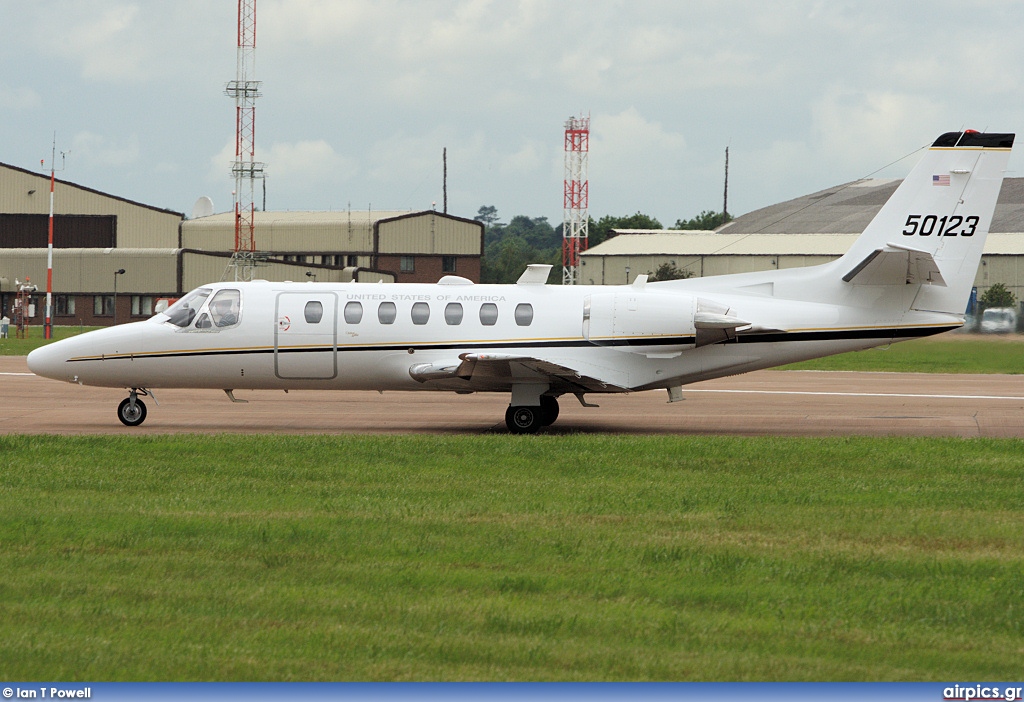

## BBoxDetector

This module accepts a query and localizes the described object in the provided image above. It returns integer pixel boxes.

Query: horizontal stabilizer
[694,311,751,329]
[842,243,946,287]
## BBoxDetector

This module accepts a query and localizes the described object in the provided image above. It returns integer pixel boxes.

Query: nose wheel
[117,390,149,427]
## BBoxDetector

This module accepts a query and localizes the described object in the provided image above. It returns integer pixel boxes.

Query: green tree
[979,282,1017,310]
[474,205,500,226]
[589,212,663,247]
[674,210,733,230]
[648,262,694,282]
[480,214,561,283]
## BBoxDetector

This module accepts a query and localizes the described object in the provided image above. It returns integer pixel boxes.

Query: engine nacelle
[584,292,751,356]
[584,292,697,356]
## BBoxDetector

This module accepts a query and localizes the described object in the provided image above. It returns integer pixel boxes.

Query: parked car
[980,307,1017,334]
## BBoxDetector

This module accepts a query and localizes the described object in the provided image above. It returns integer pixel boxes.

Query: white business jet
[28,130,1014,433]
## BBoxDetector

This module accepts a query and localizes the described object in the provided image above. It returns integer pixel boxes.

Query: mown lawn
[0,325,101,355]
[782,334,1024,373]
[1,434,1022,680]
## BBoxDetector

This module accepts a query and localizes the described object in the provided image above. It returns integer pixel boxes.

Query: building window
[442,256,457,273]
[479,303,498,326]
[55,295,75,316]
[94,295,114,316]
[131,295,154,317]
[344,301,363,324]
[514,303,534,326]
[411,301,430,325]
[444,302,463,325]
[400,256,415,273]
[378,301,397,324]
[347,255,359,267]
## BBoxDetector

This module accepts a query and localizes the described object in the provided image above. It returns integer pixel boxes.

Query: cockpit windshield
[162,288,212,328]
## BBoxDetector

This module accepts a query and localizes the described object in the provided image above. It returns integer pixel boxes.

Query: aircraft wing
[842,242,946,286]
[409,352,628,394]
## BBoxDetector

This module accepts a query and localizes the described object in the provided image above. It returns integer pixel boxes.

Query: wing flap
[410,352,627,393]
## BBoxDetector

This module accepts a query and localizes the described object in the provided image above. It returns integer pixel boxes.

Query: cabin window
[209,289,240,327]
[378,301,397,324]
[479,303,498,326]
[514,303,534,326]
[444,302,463,325]
[344,301,363,324]
[164,288,211,328]
[411,302,430,325]
[304,301,324,324]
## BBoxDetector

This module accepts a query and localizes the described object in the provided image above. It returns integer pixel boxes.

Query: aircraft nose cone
[27,341,70,381]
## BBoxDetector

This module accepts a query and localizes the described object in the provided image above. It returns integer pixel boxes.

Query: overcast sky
[3,1,1023,226]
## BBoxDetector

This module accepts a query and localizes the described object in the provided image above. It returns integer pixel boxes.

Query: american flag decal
[933,174,951,186]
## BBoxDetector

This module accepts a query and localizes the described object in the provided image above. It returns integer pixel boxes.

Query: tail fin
[837,131,1013,313]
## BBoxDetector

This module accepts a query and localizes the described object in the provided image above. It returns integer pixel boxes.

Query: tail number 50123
[903,214,979,236]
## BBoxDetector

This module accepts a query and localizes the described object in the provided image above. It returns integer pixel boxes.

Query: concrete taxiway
[3,356,1023,437]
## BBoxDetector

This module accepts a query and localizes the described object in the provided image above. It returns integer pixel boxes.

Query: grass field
[781,334,1024,374]
[2,434,1022,681]
[0,325,100,356]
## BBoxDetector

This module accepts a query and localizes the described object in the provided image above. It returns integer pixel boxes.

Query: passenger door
[274,292,338,379]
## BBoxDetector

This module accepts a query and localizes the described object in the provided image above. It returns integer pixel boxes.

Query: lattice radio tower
[225,0,266,281]
[562,114,589,285]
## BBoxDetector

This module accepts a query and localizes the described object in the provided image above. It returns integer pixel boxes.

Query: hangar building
[0,162,483,327]
[581,178,1024,306]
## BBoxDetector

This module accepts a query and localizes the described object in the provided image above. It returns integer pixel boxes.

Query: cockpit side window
[164,288,211,328]
[209,289,241,328]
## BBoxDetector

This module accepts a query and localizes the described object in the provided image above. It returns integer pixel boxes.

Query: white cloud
[592,107,686,176]
[0,84,41,111]
[71,131,140,168]
[60,3,148,81]
[811,88,944,175]
[6,0,1024,221]
[266,140,357,181]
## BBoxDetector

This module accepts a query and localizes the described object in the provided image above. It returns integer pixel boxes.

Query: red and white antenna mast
[562,114,589,285]
[41,136,67,339]
[225,0,265,280]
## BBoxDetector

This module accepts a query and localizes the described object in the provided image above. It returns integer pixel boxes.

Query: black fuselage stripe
[67,325,957,363]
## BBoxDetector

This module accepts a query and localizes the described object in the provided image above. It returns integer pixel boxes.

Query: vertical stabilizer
[838,131,1013,313]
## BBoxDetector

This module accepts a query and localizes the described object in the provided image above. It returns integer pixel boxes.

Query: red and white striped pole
[44,150,55,340]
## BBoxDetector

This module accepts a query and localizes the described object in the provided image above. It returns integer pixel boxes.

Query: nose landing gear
[117,388,151,427]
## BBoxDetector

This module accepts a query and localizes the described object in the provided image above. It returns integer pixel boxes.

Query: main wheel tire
[539,396,560,426]
[506,405,542,434]
[117,397,148,427]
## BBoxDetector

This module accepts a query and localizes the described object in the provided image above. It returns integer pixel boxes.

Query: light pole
[306,271,317,282]
[625,265,631,285]
[113,269,125,325]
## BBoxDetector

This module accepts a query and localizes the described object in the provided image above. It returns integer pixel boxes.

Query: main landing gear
[505,395,559,434]
[117,388,151,427]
